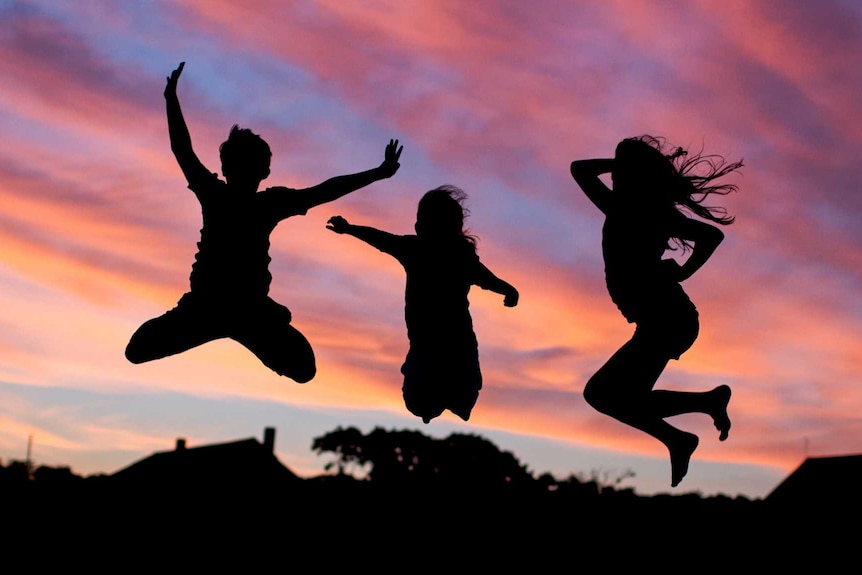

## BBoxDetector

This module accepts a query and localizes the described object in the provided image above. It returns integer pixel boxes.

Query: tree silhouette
[32,465,83,483]
[311,426,534,492]
[0,459,31,484]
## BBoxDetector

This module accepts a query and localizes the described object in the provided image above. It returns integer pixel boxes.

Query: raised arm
[290,140,403,212]
[570,158,615,214]
[664,216,725,282]
[325,215,401,254]
[474,262,519,307]
[164,62,210,186]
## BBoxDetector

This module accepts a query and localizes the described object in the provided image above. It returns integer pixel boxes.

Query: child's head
[219,125,272,186]
[415,185,471,239]
[613,136,677,200]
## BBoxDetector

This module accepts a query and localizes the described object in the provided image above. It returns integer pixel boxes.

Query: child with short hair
[126,62,402,383]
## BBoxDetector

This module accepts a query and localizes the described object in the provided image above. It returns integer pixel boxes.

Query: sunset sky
[1,0,861,499]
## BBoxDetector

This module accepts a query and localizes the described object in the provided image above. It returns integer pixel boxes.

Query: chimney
[263,427,276,453]
[176,438,186,451]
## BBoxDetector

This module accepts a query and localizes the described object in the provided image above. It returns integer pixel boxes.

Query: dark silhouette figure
[326,186,518,422]
[571,135,742,487]
[125,62,403,382]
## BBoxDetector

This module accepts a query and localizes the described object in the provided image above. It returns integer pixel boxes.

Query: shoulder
[390,233,415,250]
[262,185,297,194]
[259,186,309,216]
[387,233,416,256]
[260,185,300,199]
[189,172,225,198]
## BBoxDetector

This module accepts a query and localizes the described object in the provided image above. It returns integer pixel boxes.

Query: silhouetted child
[125,62,403,382]
[326,186,518,423]
[571,135,741,487]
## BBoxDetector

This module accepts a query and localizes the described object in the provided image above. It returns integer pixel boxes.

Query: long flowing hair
[619,135,743,250]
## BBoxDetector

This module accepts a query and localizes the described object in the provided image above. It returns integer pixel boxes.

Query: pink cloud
[1,2,861,495]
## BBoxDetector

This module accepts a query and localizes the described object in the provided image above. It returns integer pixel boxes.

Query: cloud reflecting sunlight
[1,0,861,499]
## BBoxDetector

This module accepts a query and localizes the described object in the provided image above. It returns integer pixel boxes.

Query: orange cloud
[1,2,860,497]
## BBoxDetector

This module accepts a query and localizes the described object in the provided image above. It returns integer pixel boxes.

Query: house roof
[766,453,862,506]
[111,428,300,486]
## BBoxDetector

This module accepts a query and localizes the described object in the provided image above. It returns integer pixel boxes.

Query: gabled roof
[766,453,862,506]
[111,427,300,487]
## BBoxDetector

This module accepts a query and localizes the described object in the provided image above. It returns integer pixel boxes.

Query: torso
[394,236,480,352]
[188,176,305,299]
[602,201,690,322]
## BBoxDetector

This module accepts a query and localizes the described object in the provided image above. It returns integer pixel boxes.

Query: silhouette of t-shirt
[187,174,309,298]
[371,234,481,353]
[602,201,694,323]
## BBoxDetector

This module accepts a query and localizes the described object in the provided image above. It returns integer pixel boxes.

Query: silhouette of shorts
[170,291,293,330]
[126,290,296,365]
[400,348,482,423]
[630,295,699,360]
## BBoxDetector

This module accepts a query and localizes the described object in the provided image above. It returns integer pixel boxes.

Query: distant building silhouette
[766,454,862,508]
[111,426,300,487]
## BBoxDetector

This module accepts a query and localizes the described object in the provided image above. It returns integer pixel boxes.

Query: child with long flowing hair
[326,186,518,423]
[571,135,742,487]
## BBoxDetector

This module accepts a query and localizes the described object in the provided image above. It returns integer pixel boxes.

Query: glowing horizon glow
[1,1,861,498]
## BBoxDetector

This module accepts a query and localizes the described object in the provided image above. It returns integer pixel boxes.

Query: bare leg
[583,336,708,486]
[712,385,732,441]
[651,385,732,441]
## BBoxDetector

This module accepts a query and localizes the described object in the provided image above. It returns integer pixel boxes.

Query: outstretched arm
[164,62,210,186]
[570,158,615,214]
[290,140,403,212]
[663,217,725,282]
[325,215,401,254]
[474,263,519,307]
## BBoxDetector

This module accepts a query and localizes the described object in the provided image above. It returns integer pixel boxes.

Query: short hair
[219,125,271,182]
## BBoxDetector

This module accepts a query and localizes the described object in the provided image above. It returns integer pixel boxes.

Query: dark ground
[4,479,852,570]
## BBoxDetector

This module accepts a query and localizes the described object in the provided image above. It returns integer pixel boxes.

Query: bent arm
[670,217,725,282]
[474,263,519,307]
[164,63,210,186]
[570,158,615,214]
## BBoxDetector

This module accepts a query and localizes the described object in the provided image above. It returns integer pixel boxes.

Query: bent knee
[583,378,615,415]
[124,342,150,365]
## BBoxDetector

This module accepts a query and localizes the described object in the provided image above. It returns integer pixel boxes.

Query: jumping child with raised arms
[126,62,402,382]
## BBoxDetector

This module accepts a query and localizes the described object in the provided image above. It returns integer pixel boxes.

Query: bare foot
[711,385,732,441]
[670,432,699,488]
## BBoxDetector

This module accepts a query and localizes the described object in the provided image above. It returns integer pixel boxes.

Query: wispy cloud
[0,1,860,497]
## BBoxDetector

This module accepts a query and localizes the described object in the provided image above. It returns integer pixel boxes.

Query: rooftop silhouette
[2,426,855,567]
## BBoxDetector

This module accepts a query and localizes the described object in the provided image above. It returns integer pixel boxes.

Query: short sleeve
[261,186,311,220]
[187,171,221,200]
[374,233,411,261]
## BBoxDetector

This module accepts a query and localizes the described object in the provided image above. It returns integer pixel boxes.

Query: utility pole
[26,434,34,480]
